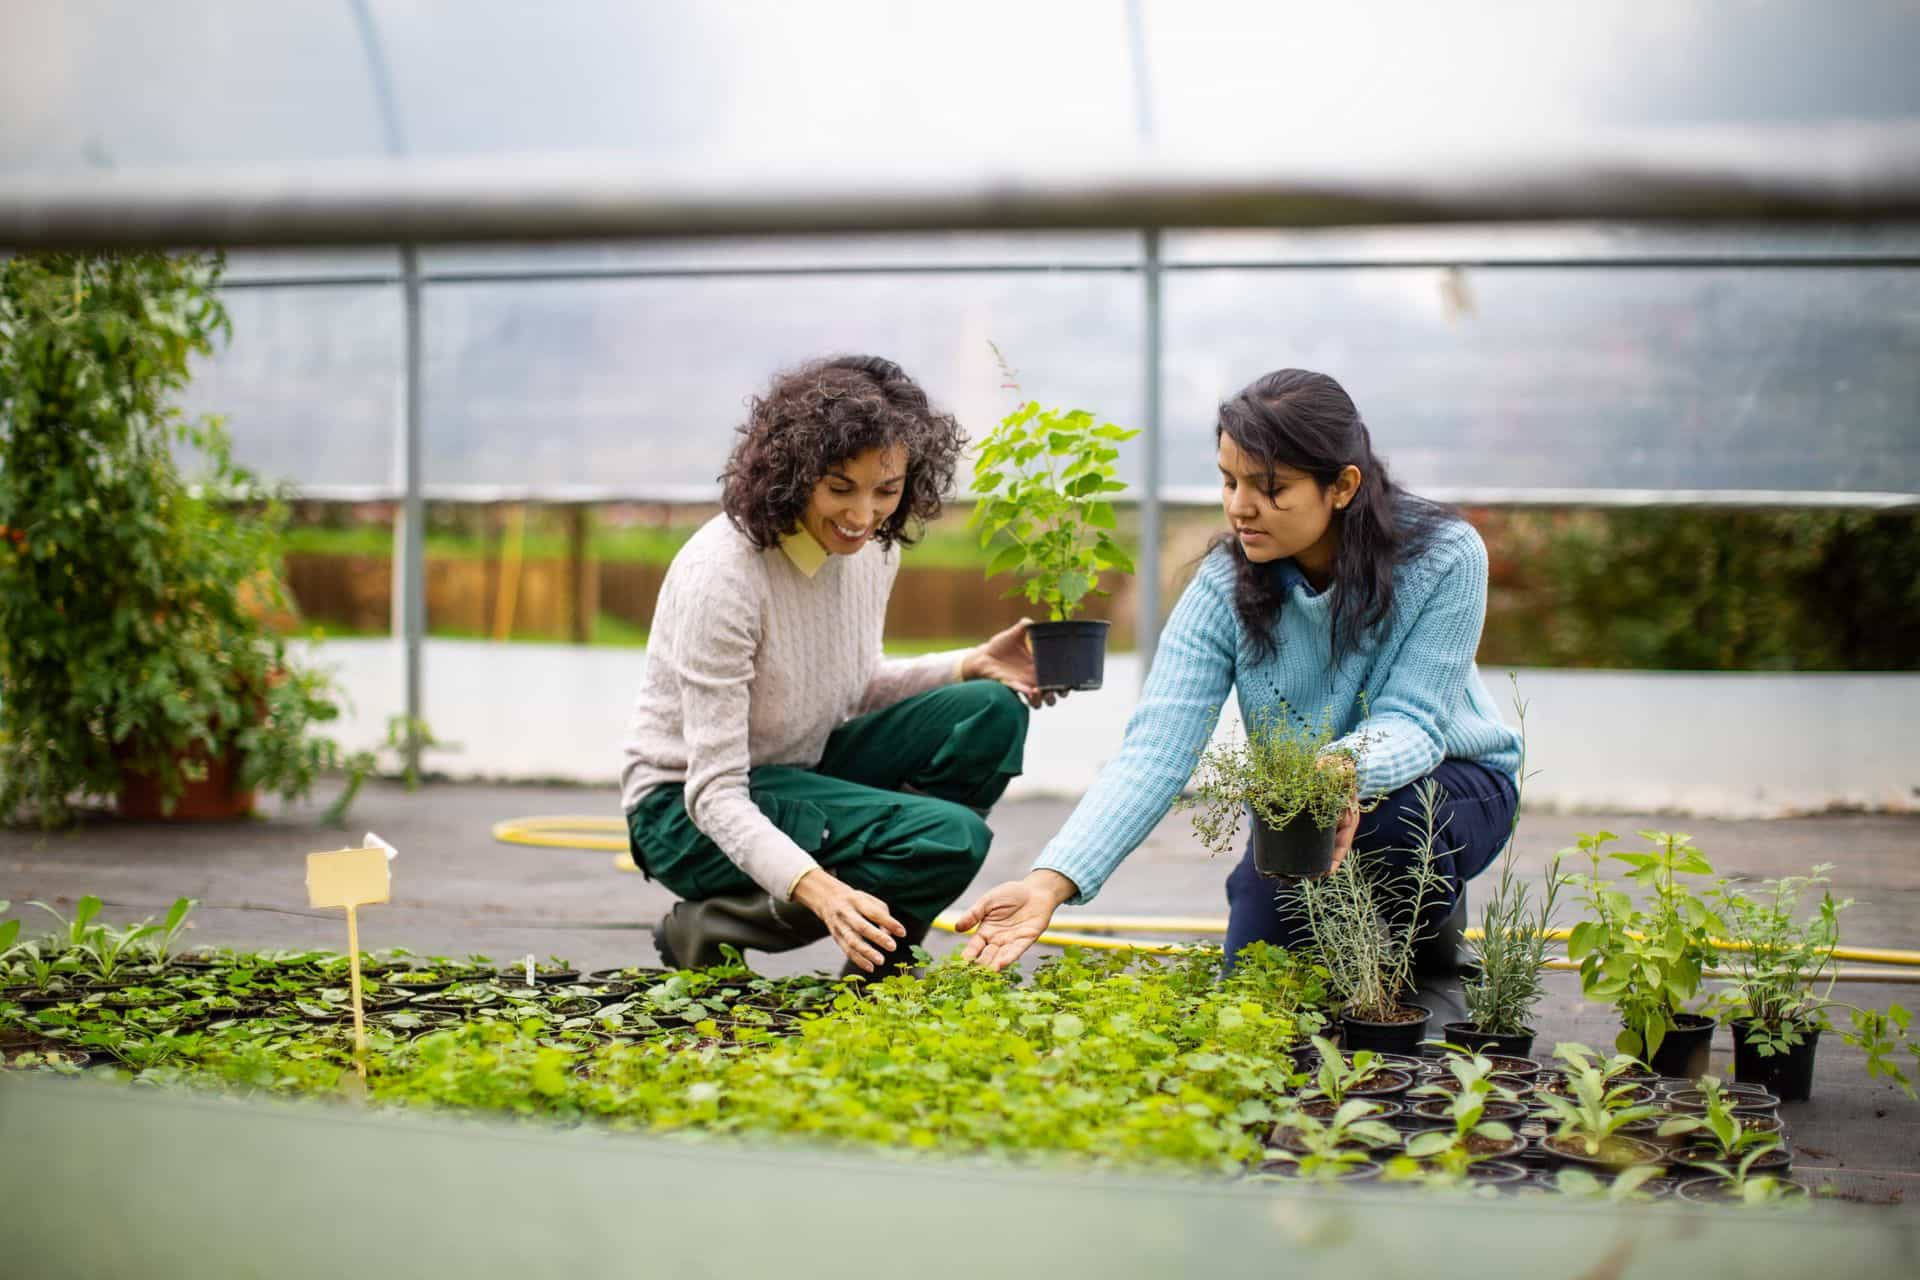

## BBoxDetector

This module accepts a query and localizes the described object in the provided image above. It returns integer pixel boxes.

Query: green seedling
[1658,1076,1784,1164]
[30,895,103,956]
[1303,1035,1388,1106]
[1405,1052,1522,1165]
[1536,1043,1660,1158]
[1553,1165,1666,1202]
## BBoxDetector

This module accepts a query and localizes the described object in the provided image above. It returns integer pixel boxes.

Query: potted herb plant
[1451,682,1559,1057]
[0,251,354,825]
[1708,866,1916,1102]
[1183,705,1381,879]
[1564,829,1724,1079]
[967,349,1137,691]
[1297,780,1452,1053]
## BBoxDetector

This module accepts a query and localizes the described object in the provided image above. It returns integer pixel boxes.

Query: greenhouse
[3,3,1919,1276]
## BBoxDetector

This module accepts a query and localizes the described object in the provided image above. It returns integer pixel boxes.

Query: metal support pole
[399,245,425,774]
[1137,229,1164,685]
[351,0,426,774]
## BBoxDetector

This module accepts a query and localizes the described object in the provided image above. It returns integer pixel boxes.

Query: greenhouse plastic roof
[6,1,1920,180]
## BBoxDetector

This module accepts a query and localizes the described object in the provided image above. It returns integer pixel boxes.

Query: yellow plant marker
[305,834,397,1082]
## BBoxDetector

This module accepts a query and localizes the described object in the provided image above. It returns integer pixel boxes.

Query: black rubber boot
[1412,890,1470,978]
[654,892,829,970]
[841,915,931,983]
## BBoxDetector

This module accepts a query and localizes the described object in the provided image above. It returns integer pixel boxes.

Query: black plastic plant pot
[1675,1175,1808,1206]
[1340,1005,1432,1056]
[1438,1020,1536,1059]
[1028,619,1110,692]
[1250,808,1337,879]
[1541,1134,1664,1170]
[1643,1013,1717,1081]
[1464,1160,1531,1186]
[1731,1020,1821,1103]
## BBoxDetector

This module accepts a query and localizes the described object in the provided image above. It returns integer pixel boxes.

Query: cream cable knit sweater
[620,515,963,900]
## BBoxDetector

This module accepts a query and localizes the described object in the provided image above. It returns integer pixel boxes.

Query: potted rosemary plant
[1183,706,1379,879]
[1451,683,1558,1057]
[1296,779,1451,1052]
[967,348,1136,692]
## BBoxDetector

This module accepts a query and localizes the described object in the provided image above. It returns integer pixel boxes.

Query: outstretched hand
[953,869,1079,971]
[962,618,1064,709]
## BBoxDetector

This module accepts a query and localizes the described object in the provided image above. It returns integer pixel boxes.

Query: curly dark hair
[720,355,965,551]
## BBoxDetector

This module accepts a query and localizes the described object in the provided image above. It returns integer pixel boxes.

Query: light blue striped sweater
[1034,519,1522,903]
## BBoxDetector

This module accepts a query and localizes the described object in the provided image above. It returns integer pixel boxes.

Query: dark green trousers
[626,680,1028,924]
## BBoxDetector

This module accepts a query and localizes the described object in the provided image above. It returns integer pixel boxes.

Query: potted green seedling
[1184,705,1381,879]
[1451,682,1558,1057]
[1535,1043,1665,1169]
[1659,1077,1791,1176]
[1297,1034,1412,1113]
[1256,1099,1399,1182]
[1564,829,1724,1078]
[1404,1054,1526,1168]
[1297,781,1452,1053]
[967,348,1137,691]
[1708,867,1916,1102]
[1674,1148,1809,1207]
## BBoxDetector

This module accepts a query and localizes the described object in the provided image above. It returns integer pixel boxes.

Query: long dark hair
[719,355,964,551]
[1211,369,1458,663]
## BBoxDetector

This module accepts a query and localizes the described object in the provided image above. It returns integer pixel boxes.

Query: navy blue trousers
[1223,758,1518,971]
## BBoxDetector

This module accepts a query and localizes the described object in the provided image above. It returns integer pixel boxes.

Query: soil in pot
[1028,619,1110,692]
[1413,1071,1533,1099]
[1674,1144,1792,1176]
[1341,1067,1416,1099]
[1667,1089,1780,1116]
[1340,1005,1432,1056]
[1455,1131,1529,1162]
[1535,1078,1658,1108]
[1643,1013,1717,1081]
[1731,1022,1820,1103]
[1438,1021,1536,1059]
[1296,1097,1405,1122]
[1251,809,1336,879]
[1410,1098,1529,1126]
[1542,1134,1665,1169]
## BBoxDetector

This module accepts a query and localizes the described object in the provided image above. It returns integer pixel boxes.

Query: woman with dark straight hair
[621,355,1054,978]
[955,369,1522,972]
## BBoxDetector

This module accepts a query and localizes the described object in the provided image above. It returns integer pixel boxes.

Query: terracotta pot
[116,743,255,821]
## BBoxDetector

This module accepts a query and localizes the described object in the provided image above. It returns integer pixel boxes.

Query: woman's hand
[1316,754,1361,876]
[953,869,1079,971]
[962,617,1064,709]
[791,869,906,973]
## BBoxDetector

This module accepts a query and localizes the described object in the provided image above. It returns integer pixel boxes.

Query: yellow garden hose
[492,814,1920,981]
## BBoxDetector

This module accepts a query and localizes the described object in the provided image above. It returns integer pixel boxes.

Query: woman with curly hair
[621,355,1049,976]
